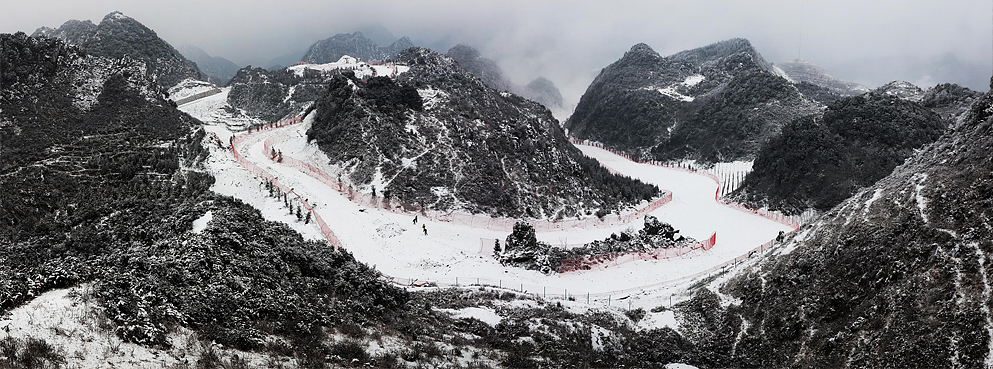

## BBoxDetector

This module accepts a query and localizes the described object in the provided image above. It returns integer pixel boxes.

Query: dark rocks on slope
[566,39,820,163]
[31,11,203,88]
[679,87,993,368]
[305,47,659,219]
[302,31,412,64]
[733,92,944,214]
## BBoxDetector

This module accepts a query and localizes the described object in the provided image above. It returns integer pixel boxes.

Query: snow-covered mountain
[1,31,409,363]
[177,44,241,85]
[566,39,821,162]
[775,59,870,96]
[223,55,391,123]
[31,11,204,89]
[678,82,993,368]
[874,80,925,102]
[920,82,983,124]
[733,92,945,214]
[305,47,660,218]
[302,31,413,63]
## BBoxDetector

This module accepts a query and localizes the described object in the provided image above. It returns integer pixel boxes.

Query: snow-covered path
[213,114,793,303]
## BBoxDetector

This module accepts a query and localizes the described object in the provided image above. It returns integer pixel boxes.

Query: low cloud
[6,0,990,104]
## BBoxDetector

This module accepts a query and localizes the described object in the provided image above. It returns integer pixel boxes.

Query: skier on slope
[413,215,418,224]
[422,224,427,235]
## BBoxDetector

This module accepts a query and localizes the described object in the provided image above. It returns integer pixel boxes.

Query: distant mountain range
[824,53,991,92]
[177,45,241,85]
[446,44,565,111]
[302,31,413,64]
[31,11,203,88]
[775,59,869,96]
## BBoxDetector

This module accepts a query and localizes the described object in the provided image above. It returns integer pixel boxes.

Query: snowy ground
[168,79,219,101]
[192,108,793,308]
[0,286,275,368]
[285,55,410,79]
[179,87,260,131]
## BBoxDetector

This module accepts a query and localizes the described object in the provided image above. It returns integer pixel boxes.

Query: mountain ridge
[304,47,660,218]
[30,11,203,88]
[566,39,820,162]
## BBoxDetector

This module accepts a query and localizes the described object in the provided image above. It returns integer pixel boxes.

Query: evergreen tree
[304,211,311,224]
[296,205,302,220]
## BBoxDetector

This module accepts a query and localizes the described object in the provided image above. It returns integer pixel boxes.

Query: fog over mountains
[5,0,989,113]
[5,2,993,368]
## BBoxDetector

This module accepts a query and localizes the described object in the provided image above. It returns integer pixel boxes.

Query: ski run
[180,90,793,310]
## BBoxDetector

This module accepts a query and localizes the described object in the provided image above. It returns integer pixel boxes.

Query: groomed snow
[438,307,503,326]
[214,111,793,307]
[168,79,219,101]
[638,310,679,331]
[657,86,694,102]
[179,87,260,130]
[682,74,705,87]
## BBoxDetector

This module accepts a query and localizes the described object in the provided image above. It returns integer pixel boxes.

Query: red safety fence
[559,232,717,273]
[231,117,344,249]
[260,126,674,233]
[227,118,801,299]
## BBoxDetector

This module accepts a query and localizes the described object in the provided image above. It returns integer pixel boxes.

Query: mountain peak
[303,31,412,63]
[874,80,924,102]
[397,47,455,67]
[447,44,481,60]
[627,43,658,56]
[102,11,133,23]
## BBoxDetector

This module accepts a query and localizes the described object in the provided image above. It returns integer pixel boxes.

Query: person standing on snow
[422,224,427,235]
[413,215,418,224]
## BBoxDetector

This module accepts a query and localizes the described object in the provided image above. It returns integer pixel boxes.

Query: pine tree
[296,205,302,220]
[493,239,501,256]
[305,211,311,224]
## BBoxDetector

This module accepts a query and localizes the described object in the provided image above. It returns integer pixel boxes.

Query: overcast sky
[4,0,991,104]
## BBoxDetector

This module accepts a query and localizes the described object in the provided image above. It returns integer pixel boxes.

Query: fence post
[608,295,611,307]
[587,293,590,304]
[456,277,459,286]
[544,286,546,299]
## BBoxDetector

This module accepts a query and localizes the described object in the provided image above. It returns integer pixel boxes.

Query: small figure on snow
[413,216,418,224]
[422,224,427,235]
